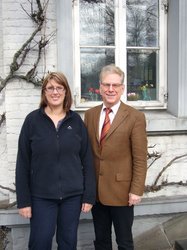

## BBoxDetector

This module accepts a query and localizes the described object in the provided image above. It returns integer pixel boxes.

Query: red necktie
[100,108,112,146]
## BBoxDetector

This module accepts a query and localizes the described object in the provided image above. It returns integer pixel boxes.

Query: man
[84,64,147,250]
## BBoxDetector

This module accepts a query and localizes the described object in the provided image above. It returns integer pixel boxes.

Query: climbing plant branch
[1,152,187,208]
[0,0,54,92]
[0,185,16,209]
[145,153,187,192]
[153,153,187,186]
[0,113,5,127]
[0,185,16,194]
[147,150,161,169]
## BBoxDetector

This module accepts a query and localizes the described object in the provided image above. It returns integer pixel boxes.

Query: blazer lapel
[106,103,129,139]
[93,105,102,143]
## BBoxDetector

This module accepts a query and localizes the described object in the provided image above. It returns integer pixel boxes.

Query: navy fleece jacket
[16,108,96,208]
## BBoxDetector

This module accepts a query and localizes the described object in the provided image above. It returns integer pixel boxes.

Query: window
[73,0,167,109]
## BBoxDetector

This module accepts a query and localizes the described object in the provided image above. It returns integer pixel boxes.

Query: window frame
[72,0,168,109]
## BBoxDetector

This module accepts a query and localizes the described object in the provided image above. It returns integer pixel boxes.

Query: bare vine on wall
[0,0,56,209]
[147,144,162,169]
[145,150,187,192]
[0,113,5,127]
[0,0,187,208]
[0,185,16,209]
[0,0,55,92]
[0,148,187,209]
[0,226,10,250]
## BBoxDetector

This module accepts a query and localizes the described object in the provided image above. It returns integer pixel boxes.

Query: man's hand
[128,193,141,206]
[19,207,32,219]
[81,203,93,213]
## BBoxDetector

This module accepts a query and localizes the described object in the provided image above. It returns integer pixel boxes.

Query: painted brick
[0,0,187,208]
[0,0,57,203]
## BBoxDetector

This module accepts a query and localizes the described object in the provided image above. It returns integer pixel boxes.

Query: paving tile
[163,213,187,245]
[134,225,172,250]
[4,213,187,250]
[175,238,187,250]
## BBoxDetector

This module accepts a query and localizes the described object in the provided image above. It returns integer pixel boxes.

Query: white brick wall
[0,0,6,198]
[0,118,9,200]
[0,0,187,206]
[145,135,187,198]
[0,94,7,200]
[0,0,3,75]
[0,0,57,202]
[2,0,57,75]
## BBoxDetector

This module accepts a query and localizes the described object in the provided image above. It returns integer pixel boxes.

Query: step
[175,239,187,250]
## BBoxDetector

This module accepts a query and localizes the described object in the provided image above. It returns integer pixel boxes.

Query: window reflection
[79,0,159,103]
[127,0,159,47]
[79,0,115,102]
[80,0,114,46]
[127,50,158,101]
[80,48,114,102]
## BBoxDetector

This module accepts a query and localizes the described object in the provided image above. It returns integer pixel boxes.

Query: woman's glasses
[45,86,65,94]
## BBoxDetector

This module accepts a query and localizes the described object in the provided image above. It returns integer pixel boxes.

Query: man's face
[99,73,124,107]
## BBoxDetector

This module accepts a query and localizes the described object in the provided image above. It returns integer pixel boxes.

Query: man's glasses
[45,86,65,94]
[101,83,123,89]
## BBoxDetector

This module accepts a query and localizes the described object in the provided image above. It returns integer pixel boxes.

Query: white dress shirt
[99,101,121,139]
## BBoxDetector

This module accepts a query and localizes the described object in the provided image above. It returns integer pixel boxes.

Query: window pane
[127,0,159,47]
[80,48,115,102]
[127,49,158,101]
[80,0,114,46]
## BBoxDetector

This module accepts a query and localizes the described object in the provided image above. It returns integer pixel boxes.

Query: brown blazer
[84,101,147,206]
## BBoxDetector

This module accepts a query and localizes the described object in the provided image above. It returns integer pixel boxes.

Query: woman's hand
[81,203,93,213]
[18,207,32,219]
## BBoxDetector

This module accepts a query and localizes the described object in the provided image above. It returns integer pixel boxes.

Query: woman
[16,72,96,250]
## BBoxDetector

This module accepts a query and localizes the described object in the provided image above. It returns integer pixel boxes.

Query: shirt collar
[102,101,121,114]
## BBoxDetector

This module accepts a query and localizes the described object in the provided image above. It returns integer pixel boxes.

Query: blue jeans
[29,195,82,250]
[92,202,134,250]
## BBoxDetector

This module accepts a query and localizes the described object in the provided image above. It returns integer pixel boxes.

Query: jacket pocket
[116,173,131,182]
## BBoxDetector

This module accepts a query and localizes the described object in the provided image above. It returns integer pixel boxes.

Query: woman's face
[44,79,66,108]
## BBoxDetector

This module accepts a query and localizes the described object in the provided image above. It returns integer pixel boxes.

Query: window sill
[144,110,187,133]
[75,108,187,134]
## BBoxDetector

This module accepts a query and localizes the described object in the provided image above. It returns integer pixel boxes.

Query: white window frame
[72,0,167,109]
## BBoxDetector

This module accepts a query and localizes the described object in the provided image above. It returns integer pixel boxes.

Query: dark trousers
[29,195,82,250]
[92,202,134,250]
